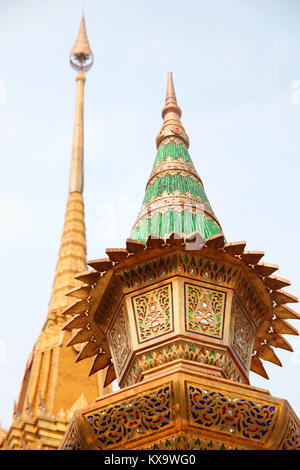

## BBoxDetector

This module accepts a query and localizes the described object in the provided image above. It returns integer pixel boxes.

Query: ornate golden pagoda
[60,73,300,451]
[1,15,111,450]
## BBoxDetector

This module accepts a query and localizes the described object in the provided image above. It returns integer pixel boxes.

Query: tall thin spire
[131,72,223,243]
[69,13,94,194]
[69,71,85,194]
[46,14,94,325]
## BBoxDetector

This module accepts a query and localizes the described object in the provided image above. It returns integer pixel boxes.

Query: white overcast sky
[1,0,300,429]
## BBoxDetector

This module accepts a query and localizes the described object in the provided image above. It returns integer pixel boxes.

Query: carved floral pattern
[63,425,81,450]
[109,305,130,374]
[281,416,300,450]
[117,253,265,329]
[123,340,244,387]
[132,284,173,343]
[188,384,277,443]
[139,432,245,450]
[185,283,225,338]
[232,301,254,369]
[85,385,172,448]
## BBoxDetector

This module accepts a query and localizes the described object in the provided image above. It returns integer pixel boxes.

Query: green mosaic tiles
[131,139,223,243]
[153,141,192,166]
[131,210,221,243]
[143,173,208,205]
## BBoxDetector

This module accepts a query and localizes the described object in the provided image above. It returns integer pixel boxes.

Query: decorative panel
[109,304,131,374]
[63,425,81,450]
[123,340,244,387]
[281,415,300,450]
[231,301,255,370]
[184,283,226,339]
[187,383,278,444]
[132,283,173,343]
[61,374,300,450]
[84,384,173,448]
[117,252,266,329]
[138,432,246,450]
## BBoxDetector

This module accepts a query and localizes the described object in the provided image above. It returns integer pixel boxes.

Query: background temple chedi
[60,72,300,450]
[0,16,111,450]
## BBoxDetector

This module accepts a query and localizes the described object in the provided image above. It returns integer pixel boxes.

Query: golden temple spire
[0,16,109,450]
[46,14,94,325]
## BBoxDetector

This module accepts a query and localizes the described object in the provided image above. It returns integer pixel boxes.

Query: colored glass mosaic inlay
[143,173,209,204]
[153,141,192,166]
[187,384,277,443]
[130,139,223,243]
[85,385,172,448]
[185,283,226,339]
[140,433,242,450]
[132,284,173,343]
[131,211,221,243]
[109,305,131,374]
[63,425,81,450]
[231,301,254,369]
[281,416,300,450]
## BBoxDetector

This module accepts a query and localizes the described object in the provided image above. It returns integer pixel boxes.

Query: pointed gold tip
[156,72,189,149]
[70,14,94,72]
[165,72,177,106]
[162,72,182,119]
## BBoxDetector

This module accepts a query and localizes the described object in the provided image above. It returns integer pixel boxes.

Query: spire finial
[70,13,94,72]
[162,72,182,119]
[156,72,189,148]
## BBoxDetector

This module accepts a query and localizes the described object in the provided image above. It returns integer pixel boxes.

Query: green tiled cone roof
[131,140,222,243]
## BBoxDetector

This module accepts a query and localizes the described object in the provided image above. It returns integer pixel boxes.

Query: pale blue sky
[1,0,300,429]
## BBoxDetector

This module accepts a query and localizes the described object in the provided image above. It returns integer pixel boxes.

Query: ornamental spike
[162,72,182,119]
[156,72,189,148]
[70,13,94,72]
